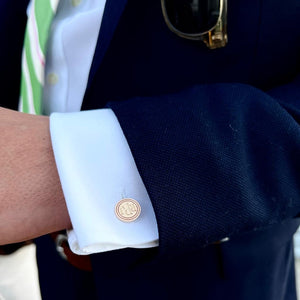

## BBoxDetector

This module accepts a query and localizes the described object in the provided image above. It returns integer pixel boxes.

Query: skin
[0,107,71,245]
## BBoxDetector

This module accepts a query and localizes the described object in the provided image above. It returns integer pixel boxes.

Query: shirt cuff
[49,109,159,255]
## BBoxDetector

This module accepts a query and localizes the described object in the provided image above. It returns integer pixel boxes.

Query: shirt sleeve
[49,108,159,255]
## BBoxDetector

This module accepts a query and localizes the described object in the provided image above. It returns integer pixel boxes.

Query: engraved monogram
[119,201,138,217]
[115,198,141,222]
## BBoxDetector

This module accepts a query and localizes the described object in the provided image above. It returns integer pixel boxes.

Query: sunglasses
[161,0,228,49]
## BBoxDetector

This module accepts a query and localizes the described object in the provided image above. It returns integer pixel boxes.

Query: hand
[0,108,71,245]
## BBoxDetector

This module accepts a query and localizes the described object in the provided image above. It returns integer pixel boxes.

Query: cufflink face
[115,198,141,222]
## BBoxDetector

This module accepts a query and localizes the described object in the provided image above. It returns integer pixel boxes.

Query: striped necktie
[19,0,60,115]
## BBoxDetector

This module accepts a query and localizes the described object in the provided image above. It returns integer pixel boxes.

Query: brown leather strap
[51,232,92,272]
[0,234,92,271]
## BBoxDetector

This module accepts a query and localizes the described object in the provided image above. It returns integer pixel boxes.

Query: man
[1,0,300,299]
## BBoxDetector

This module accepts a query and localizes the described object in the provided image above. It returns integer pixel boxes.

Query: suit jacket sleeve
[107,81,300,257]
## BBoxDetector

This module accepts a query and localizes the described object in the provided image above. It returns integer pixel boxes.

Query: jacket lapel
[87,0,128,88]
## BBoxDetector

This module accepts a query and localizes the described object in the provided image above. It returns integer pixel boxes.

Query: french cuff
[50,109,159,255]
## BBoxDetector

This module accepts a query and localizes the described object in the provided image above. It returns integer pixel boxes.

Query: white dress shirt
[42,0,158,254]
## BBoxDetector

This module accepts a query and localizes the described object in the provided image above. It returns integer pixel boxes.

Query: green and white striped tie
[19,0,60,115]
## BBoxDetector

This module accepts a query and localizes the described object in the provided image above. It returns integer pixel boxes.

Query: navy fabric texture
[108,84,300,256]
[0,0,29,109]
[89,220,300,300]
[1,0,300,298]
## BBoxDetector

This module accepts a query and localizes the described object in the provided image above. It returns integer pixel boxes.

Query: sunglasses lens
[164,0,221,34]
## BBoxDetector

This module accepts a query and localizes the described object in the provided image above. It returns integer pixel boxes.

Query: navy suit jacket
[1,0,300,299]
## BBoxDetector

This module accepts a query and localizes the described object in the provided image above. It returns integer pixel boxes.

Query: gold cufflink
[115,198,141,222]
